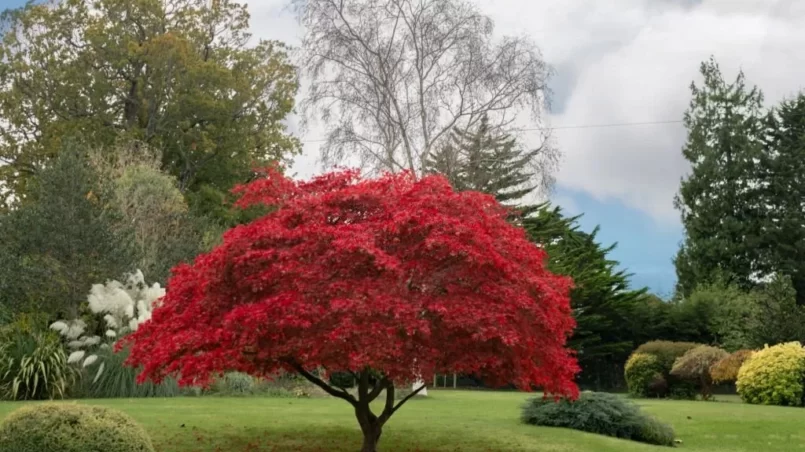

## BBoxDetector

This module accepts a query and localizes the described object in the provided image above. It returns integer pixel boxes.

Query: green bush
[635,341,701,371]
[329,371,355,389]
[624,353,664,397]
[670,345,728,400]
[210,372,255,395]
[737,342,805,406]
[0,403,154,452]
[521,392,675,446]
[0,317,77,400]
[633,341,702,399]
[76,346,180,399]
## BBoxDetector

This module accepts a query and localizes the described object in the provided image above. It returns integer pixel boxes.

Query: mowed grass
[2,390,805,451]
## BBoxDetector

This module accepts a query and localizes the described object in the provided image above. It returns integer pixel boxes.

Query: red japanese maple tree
[124,169,579,452]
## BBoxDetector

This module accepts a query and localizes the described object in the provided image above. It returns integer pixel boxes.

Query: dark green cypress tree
[522,203,647,389]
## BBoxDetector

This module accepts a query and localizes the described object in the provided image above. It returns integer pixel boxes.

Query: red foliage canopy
[125,169,579,397]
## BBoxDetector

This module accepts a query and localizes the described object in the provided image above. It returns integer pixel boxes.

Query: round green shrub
[737,342,805,406]
[0,403,155,452]
[521,392,675,447]
[635,341,701,372]
[624,353,664,397]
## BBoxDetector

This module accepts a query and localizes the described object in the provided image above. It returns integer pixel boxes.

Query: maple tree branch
[377,380,395,424]
[366,376,387,403]
[391,382,427,415]
[287,361,358,406]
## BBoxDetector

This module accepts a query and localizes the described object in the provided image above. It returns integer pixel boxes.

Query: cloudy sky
[247,0,805,296]
[4,0,804,296]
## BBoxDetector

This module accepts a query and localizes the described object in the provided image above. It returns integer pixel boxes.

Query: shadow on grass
[155,421,513,452]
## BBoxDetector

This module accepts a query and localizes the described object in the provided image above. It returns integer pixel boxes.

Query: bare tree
[294,0,555,180]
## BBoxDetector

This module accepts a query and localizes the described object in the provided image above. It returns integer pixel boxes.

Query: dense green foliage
[0,147,136,318]
[676,58,805,305]
[522,203,647,389]
[674,57,766,296]
[0,403,154,452]
[670,346,728,400]
[95,146,209,283]
[624,353,665,398]
[737,342,805,406]
[697,276,805,351]
[521,392,675,446]
[759,94,805,304]
[0,0,300,218]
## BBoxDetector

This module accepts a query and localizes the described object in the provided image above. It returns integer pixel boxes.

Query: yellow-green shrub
[710,349,753,384]
[736,342,805,406]
[0,403,154,452]
[624,353,664,397]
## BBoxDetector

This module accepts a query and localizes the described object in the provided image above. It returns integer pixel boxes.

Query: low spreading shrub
[737,342,805,406]
[521,392,675,447]
[0,316,77,400]
[710,349,753,384]
[670,345,728,400]
[625,353,665,397]
[0,403,154,452]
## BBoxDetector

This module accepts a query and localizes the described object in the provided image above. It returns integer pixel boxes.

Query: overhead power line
[298,119,685,144]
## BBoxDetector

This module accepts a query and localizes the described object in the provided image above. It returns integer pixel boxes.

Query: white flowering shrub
[50,270,164,384]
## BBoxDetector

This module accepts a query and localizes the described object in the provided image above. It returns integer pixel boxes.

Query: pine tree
[674,57,767,296]
[759,93,805,303]
[425,115,551,203]
[0,144,137,319]
[522,203,647,389]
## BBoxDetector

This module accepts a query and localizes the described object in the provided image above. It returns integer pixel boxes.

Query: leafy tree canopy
[0,0,299,218]
[124,169,579,452]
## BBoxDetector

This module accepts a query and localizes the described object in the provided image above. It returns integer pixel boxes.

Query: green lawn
[2,390,805,451]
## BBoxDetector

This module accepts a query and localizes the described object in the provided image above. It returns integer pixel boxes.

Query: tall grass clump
[0,314,77,400]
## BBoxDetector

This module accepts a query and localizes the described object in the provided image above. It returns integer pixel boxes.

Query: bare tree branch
[295,0,556,188]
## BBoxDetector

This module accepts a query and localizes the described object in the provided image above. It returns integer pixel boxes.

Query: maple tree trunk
[356,405,383,452]
[359,421,382,452]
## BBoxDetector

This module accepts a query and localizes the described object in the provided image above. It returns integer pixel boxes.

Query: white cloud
[244,0,805,223]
